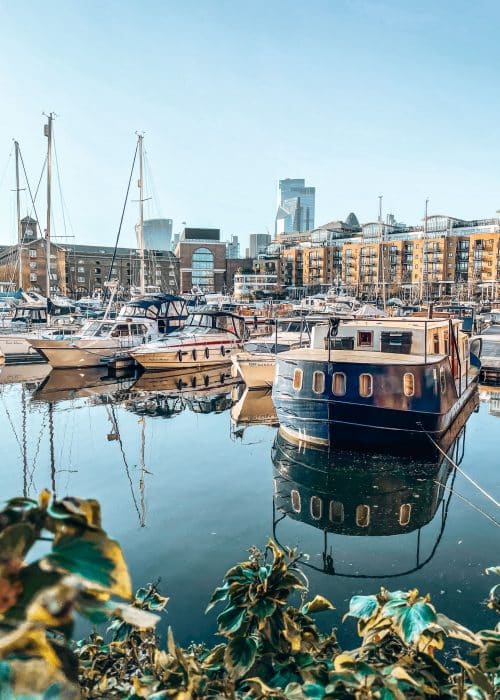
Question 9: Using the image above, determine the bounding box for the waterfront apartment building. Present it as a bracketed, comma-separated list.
[0, 233, 179, 297]
[275, 178, 315, 235]
[265, 214, 500, 299]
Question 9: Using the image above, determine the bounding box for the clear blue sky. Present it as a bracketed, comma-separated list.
[0, 0, 499, 251]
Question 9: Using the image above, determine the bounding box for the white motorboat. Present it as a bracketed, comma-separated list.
[130, 310, 248, 371]
[27, 294, 188, 368]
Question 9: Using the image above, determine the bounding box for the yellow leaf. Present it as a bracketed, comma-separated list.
[38, 490, 51, 510]
[0, 624, 61, 670]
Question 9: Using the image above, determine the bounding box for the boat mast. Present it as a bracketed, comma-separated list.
[14, 140, 22, 289]
[137, 132, 145, 295]
[44, 113, 54, 300]
[378, 195, 386, 310]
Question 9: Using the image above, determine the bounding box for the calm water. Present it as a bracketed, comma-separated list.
[0, 363, 498, 648]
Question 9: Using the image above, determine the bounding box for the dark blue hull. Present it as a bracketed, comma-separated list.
[272, 355, 479, 453]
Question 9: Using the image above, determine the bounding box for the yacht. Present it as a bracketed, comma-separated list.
[130, 310, 247, 371]
[231, 318, 313, 389]
[272, 317, 481, 450]
[27, 293, 188, 368]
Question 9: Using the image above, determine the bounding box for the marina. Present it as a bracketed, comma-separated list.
[0, 362, 497, 649]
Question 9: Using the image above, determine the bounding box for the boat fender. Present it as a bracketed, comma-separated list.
[205, 347, 210, 359]
[192, 348, 197, 361]
[177, 349, 183, 362]
[221, 345, 226, 356]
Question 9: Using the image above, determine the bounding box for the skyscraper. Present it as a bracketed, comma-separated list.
[226, 235, 240, 259]
[249, 233, 271, 258]
[275, 178, 315, 235]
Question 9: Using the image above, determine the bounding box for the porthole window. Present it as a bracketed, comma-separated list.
[293, 368, 303, 391]
[399, 503, 412, 526]
[329, 500, 344, 524]
[359, 373, 373, 398]
[439, 366, 446, 393]
[312, 371, 325, 394]
[220, 345, 226, 356]
[291, 489, 301, 513]
[205, 347, 210, 359]
[356, 504, 370, 528]
[192, 348, 197, 361]
[310, 496, 322, 520]
[403, 372, 415, 397]
[332, 372, 346, 396]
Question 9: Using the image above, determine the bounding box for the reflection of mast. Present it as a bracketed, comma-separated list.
[21, 385, 28, 497]
[106, 404, 145, 526]
[48, 402, 56, 495]
[139, 417, 146, 528]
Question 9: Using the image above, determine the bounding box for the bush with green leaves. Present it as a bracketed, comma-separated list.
[0, 493, 498, 698]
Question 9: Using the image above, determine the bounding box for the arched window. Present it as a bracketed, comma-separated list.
[192, 247, 214, 291]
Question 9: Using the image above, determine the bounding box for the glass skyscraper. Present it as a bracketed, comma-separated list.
[275, 178, 315, 234]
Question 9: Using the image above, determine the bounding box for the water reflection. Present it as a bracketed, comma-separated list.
[272, 393, 478, 578]
[230, 387, 278, 437]
[479, 385, 500, 418]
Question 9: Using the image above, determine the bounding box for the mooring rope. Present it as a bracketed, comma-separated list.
[420, 425, 499, 509]
[434, 480, 500, 528]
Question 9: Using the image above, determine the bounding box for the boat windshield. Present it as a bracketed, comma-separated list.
[84, 322, 115, 337]
[482, 340, 500, 356]
[186, 313, 243, 337]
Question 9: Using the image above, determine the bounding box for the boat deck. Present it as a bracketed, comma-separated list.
[279, 348, 446, 365]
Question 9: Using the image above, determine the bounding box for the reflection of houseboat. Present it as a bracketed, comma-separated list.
[271, 395, 474, 577]
[130, 311, 247, 371]
[132, 366, 239, 394]
[273, 318, 480, 450]
[28, 294, 188, 368]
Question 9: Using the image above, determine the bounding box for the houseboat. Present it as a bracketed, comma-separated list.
[473, 329, 500, 385]
[27, 294, 188, 368]
[130, 310, 248, 371]
[272, 317, 481, 451]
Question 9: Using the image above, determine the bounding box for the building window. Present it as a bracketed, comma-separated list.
[312, 370, 325, 394]
[310, 496, 322, 520]
[293, 368, 303, 391]
[329, 500, 344, 524]
[290, 490, 301, 513]
[403, 372, 415, 397]
[332, 372, 346, 396]
[356, 504, 370, 528]
[29, 249, 37, 258]
[78, 276, 85, 283]
[359, 373, 373, 397]
[78, 267, 85, 273]
[29, 273, 37, 282]
[357, 331, 373, 347]
[29, 262, 37, 270]
[191, 247, 214, 290]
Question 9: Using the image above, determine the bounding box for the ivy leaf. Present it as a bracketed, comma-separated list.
[217, 605, 246, 634]
[455, 659, 495, 697]
[0, 523, 37, 562]
[250, 598, 276, 621]
[43, 530, 131, 599]
[304, 682, 326, 699]
[344, 594, 379, 621]
[399, 602, 436, 644]
[302, 595, 334, 615]
[224, 636, 257, 678]
[205, 583, 229, 613]
[436, 613, 480, 646]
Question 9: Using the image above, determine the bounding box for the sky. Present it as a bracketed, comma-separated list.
[0, 0, 500, 252]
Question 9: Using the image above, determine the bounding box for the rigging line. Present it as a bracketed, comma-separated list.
[21, 385, 28, 497]
[48, 403, 56, 496]
[104, 140, 139, 301]
[422, 427, 499, 508]
[143, 148, 161, 218]
[434, 479, 500, 528]
[52, 131, 72, 238]
[0, 148, 13, 194]
[19, 148, 43, 236]
[28, 413, 48, 493]
[1, 397, 23, 454]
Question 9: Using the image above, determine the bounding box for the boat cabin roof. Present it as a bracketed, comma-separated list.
[280, 348, 445, 365]
[339, 318, 459, 331]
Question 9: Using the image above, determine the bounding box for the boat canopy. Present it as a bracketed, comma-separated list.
[186, 310, 248, 339]
[118, 294, 187, 320]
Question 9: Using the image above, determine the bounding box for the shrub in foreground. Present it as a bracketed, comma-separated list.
[0, 493, 497, 698]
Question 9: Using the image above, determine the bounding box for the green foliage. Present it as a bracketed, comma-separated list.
[1, 493, 499, 698]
